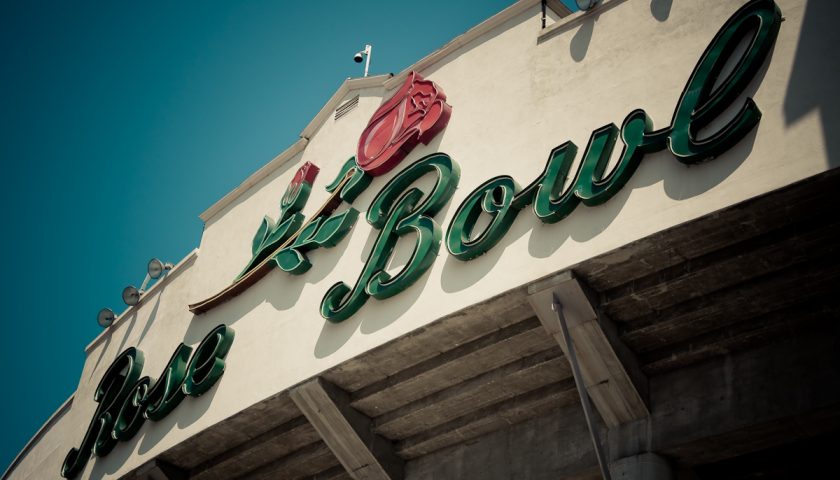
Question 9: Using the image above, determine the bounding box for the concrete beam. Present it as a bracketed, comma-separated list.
[231, 442, 338, 480]
[609, 323, 840, 465]
[189, 415, 314, 480]
[610, 453, 674, 480]
[528, 272, 649, 427]
[404, 399, 602, 479]
[291, 377, 404, 480]
[134, 459, 188, 480]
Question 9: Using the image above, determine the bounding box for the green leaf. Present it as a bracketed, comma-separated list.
[293, 218, 322, 248]
[264, 213, 304, 250]
[251, 216, 274, 256]
[312, 209, 359, 247]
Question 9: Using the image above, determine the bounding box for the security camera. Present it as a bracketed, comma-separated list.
[353, 44, 372, 77]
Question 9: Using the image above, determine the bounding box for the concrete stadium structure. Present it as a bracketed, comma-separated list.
[5, 0, 840, 478]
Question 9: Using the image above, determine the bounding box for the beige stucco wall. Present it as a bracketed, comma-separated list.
[8, 0, 835, 478]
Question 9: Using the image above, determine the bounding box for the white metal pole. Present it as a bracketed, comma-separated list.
[364, 44, 372, 77]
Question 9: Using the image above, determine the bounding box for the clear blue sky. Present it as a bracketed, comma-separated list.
[0, 0, 577, 472]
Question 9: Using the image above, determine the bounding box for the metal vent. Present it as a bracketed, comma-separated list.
[335, 95, 359, 120]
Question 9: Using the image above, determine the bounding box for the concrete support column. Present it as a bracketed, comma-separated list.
[610, 453, 674, 480]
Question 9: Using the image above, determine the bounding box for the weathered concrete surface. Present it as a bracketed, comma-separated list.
[609, 323, 840, 466]
[373, 348, 568, 439]
[395, 379, 579, 460]
[157, 391, 305, 470]
[404, 400, 602, 480]
[403, 321, 840, 479]
[349, 317, 555, 417]
[528, 272, 649, 427]
[130, 460, 187, 480]
[610, 453, 674, 480]
[323, 289, 535, 394]
[189, 416, 320, 480]
[291, 378, 404, 480]
[131, 169, 840, 480]
[103, 167, 840, 480]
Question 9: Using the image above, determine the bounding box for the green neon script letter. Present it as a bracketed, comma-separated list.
[321, 154, 460, 322]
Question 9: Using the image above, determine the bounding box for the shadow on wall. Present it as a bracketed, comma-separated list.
[312, 145, 455, 358]
[784, 0, 840, 168]
[440, 202, 536, 293]
[313, 126, 758, 356]
[438, 53, 766, 292]
[183, 0, 795, 362]
[87, 288, 165, 382]
[562, 0, 672, 62]
[183, 133, 455, 359]
[570, 16, 595, 63]
[89, 430, 136, 480]
[650, 0, 672, 22]
[87, 327, 115, 381]
[312, 12, 777, 355]
[136, 374, 219, 456]
[135, 291, 164, 349]
[312, 258, 434, 359]
[86, 300, 220, 478]
[85, 361, 220, 478]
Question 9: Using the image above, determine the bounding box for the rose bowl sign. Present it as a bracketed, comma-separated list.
[356, 72, 452, 176]
[65, 1, 784, 477]
[187, 0, 781, 325]
[188, 71, 453, 315]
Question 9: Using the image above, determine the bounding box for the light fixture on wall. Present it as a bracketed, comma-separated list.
[122, 285, 141, 306]
[576, 0, 601, 11]
[353, 44, 372, 77]
[97, 308, 116, 328]
[147, 258, 173, 280]
[120, 258, 173, 307]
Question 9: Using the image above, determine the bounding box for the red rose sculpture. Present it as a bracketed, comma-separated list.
[356, 71, 452, 176]
[281, 161, 319, 214]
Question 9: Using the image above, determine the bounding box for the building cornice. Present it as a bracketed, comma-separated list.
[1, 395, 74, 480]
[384, 0, 555, 90]
[84, 249, 199, 354]
[197, 0, 569, 224]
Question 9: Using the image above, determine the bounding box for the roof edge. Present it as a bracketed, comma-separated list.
[1, 394, 74, 480]
[299, 74, 394, 140]
[84, 248, 199, 353]
[384, 0, 545, 90]
[199, 74, 392, 224]
[198, 0, 550, 224]
[199, 138, 308, 222]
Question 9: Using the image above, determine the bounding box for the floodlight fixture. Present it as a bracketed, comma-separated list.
[353, 44, 372, 77]
[122, 285, 141, 306]
[147, 258, 173, 280]
[576, 0, 600, 11]
[97, 308, 116, 328]
[119, 257, 173, 308]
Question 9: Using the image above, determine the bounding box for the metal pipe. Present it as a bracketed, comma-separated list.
[364, 44, 372, 77]
[552, 294, 612, 480]
[541, 0, 547, 29]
